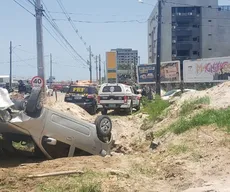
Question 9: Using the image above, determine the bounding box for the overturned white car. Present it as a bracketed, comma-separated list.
[0, 87, 113, 159]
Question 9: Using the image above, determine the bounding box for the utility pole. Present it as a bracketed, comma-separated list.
[156, 0, 162, 96]
[99, 54, 102, 84]
[49, 53, 52, 88]
[104, 61, 106, 83]
[9, 41, 12, 89]
[89, 46, 92, 83]
[95, 56, 98, 83]
[35, 0, 46, 93]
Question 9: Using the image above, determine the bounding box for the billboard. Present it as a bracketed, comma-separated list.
[137, 61, 180, 84]
[106, 51, 117, 83]
[183, 57, 230, 83]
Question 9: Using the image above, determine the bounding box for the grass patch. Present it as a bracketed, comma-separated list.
[170, 108, 230, 135]
[37, 171, 103, 192]
[180, 96, 210, 116]
[142, 96, 170, 122]
[131, 163, 156, 176]
[168, 144, 189, 155]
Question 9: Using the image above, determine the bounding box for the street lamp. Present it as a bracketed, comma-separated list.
[9, 41, 21, 89]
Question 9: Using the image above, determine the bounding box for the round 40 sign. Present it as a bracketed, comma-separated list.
[31, 76, 44, 88]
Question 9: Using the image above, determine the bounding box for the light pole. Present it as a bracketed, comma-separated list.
[9, 41, 21, 89]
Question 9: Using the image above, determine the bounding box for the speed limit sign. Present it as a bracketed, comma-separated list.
[31, 76, 44, 88]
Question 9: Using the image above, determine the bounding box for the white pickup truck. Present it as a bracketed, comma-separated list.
[97, 83, 141, 115]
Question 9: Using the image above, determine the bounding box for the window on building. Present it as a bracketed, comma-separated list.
[193, 51, 198, 55]
[177, 50, 190, 56]
[208, 6, 212, 8]
[192, 24, 200, 28]
[177, 36, 190, 41]
[208, 20, 212, 22]
[193, 37, 199, 42]
[208, 34, 212, 36]
[209, 48, 212, 50]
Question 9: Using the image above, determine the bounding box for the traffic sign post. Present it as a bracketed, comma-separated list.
[31, 76, 44, 88]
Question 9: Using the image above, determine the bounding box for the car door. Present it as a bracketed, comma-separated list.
[39, 109, 95, 159]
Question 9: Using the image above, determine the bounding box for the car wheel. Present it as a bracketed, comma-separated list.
[135, 102, 141, 111]
[95, 115, 112, 137]
[26, 87, 42, 115]
[89, 105, 97, 115]
[127, 103, 133, 115]
[101, 108, 108, 115]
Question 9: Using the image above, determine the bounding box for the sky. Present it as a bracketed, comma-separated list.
[0, 0, 229, 81]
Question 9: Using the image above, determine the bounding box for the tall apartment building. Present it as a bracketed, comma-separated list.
[110, 48, 138, 83]
[148, 0, 230, 63]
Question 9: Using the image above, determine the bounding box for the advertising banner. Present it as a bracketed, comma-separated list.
[183, 57, 230, 83]
[137, 60, 180, 84]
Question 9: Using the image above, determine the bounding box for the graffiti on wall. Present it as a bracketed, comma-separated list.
[197, 61, 230, 74]
[183, 57, 230, 82]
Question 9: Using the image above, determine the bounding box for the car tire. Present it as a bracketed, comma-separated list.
[89, 104, 97, 115]
[26, 87, 42, 115]
[95, 115, 112, 137]
[127, 103, 133, 115]
[101, 108, 108, 115]
[135, 102, 141, 111]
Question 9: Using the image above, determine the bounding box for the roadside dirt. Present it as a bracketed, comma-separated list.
[1, 84, 230, 192]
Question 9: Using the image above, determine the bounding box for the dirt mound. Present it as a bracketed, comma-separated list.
[178, 81, 230, 109]
[45, 96, 94, 122]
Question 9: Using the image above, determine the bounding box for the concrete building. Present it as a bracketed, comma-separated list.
[110, 48, 138, 83]
[148, 0, 230, 63]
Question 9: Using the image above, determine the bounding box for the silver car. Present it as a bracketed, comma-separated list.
[0, 88, 113, 159]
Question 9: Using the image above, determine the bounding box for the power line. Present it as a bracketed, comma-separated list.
[0, 57, 37, 64]
[55, 0, 89, 52]
[42, 23, 83, 63]
[53, 18, 148, 24]
[13, 52, 35, 68]
[48, 11, 147, 18]
[12, 0, 35, 16]
[44, 15, 88, 66]
[41, 1, 88, 66]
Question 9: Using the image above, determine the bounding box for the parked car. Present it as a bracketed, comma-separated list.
[60, 85, 70, 93]
[0, 87, 113, 159]
[97, 83, 141, 115]
[162, 89, 196, 101]
[64, 85, 98, 115]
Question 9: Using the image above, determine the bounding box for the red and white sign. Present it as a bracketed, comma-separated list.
[31, 76, 44, 88]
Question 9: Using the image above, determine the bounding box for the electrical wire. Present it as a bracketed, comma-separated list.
[55, 0, 89, 52]
[48, 11, 147, 18]
[13, 52, 35, 68]
[0, 57, 37, 64]
[12, 0, 35, 16]
[44, 15, 88, 66]
[53, 18, 148, 24]
[41, 1, 88, 66]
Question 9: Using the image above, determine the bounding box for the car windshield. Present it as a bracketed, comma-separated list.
[102, 86, 122, 92]
[164, 90, 177, 96]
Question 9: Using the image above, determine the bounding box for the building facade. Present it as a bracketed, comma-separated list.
[148, 0, 230, 63]
[107, 48, 138, 83]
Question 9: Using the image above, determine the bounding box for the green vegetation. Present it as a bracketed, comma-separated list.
[168, 144, 189, 155]
[170, 108, 230, 134]
[37, 171, 102, 192]
[142, 96, 170, 122]
[153, 96, 230, 137]
[180, 96, 210, 116]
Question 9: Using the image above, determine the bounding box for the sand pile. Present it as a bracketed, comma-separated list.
[178, 81, 230, 109]
[45, 96, 94, 122]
